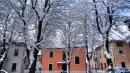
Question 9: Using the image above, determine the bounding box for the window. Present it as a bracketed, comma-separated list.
[24, 57, 27, 64]
[129, 42, 130, 47]
[14, 49, 19, 56]
[116, 41, 123, 47]
[75, 56, 80, 64]
[119, 49, 123, 54]
[62, 51, 66, 61]
[48, 64, 52, 71]
[11, 63, 17, 71]
[100, 53, 101, 58]
[49, 52, 53, 58]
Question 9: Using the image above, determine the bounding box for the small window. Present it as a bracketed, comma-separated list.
[14, 49, 19, 56]
[48, 64, 52, 71]
[116, 41, 123, 47]
[100, 53, 102, 58]
[62, 51, 66, 61]
[49, 52, 53, 58]
[129, 42, 130, 47]
[119, 49, 123, 54]
[75, 56, 80, 64]
[24, 57, 27, 64]
[11, 63, 17, 71]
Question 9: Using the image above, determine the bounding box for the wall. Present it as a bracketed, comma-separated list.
[3, 43, 26, 73]
[70, 48, 86, 71]
[42, 49, 63, 71]
[96, 40, 130, 70]
[111, 41, 130, 69]
[41, 48, 87, 72]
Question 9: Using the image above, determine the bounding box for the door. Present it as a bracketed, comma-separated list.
[121, 62, 126, 68]
[101, 63, 103, 70]
[62, 64, 67, 72]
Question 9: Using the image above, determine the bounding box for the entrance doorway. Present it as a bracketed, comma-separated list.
[121, 62, 126, 68]
[100, 63, 103, 70]
[62, 64, 67, 72]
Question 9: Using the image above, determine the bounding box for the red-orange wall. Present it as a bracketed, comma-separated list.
[70, 48, 86, 71]
[42, 49, 63, 71]
[41, 48, 87, 71]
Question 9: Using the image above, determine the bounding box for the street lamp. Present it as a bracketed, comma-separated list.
[124, 19, 130, 30]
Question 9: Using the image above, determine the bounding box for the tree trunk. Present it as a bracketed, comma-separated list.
[95, 64, 97, 73]
[67, 22, 71, 73]
[67, 63, 70, 73]
[0, 50, 7, 70]
[89, 62, 91, 73]
[66, 51, 70, 73]
[0, 31, 6, 70]
[85, 59, 87, 73]
[104, 33, 114, 73]
[85, 41, 92, 73]
[0, 52, 4, 70]
[29, 48, 39, 73]
[88, 60, 92, 73]
[0, 61, 4, 70]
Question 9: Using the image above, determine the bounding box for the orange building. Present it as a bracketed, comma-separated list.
[41, 48, 87, 73]
[92, 40, 130, 70]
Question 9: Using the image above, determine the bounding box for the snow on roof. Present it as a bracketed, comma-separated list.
[126, 36, 130, 42]
[110, 25, 129, 41]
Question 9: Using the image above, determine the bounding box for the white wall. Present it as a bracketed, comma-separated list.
[3, 43, 26, 73]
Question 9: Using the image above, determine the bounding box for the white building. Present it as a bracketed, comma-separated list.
[1, 42, 29, 73]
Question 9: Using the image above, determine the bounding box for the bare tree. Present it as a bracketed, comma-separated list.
[0, 8, 20, 72]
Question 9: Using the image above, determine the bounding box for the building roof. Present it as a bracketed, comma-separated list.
[95, 39, 127, 50]
[42, 47, 85, 50]
[0, 41, 26, 47]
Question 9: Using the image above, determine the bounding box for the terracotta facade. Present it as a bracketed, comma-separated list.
[92, 40, 130, 70]
[41, 48, 87, 72]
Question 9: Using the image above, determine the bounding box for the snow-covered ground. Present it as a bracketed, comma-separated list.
[91, 70, 108, 73]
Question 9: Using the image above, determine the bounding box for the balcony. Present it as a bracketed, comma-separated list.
[57, 61, 67, 64]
